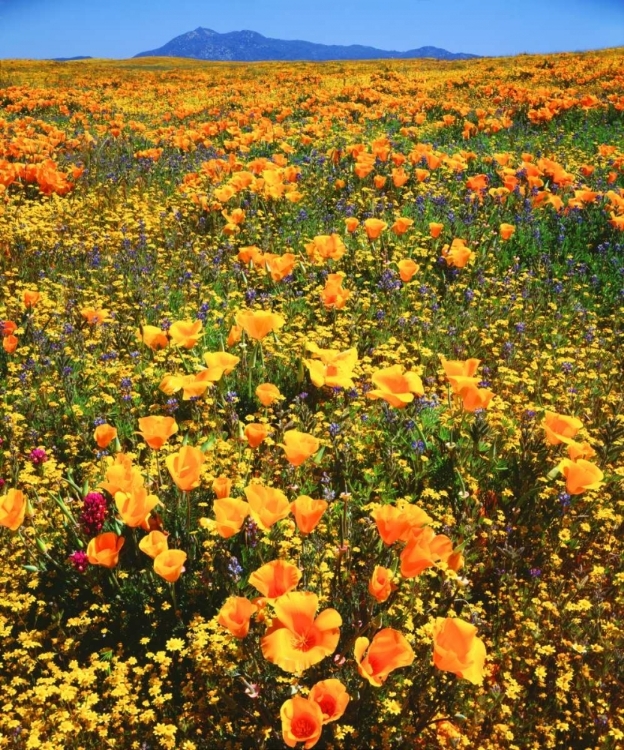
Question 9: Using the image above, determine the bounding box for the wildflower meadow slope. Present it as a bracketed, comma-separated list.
[0, 49, 623, 749]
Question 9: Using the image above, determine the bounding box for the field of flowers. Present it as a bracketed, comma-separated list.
[0, 47, 623, 749]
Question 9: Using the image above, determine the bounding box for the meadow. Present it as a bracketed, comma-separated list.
[0, 48, 623, 749]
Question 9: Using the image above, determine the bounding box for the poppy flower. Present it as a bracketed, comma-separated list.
[354, 628, 415, 687]
[280, 695, 324, 749]
[397, 259, 419, 282]
[0, 488, 27, 531]
[320, 273, 350, 310]
[227, 325, 242, 347]
[23, 290, 41, 308]
[212, 475, 233, 499]
[308, 679, 350, 724]
[391, 217, 414, 235]
[153, 549, 187, 583]
[81, 307, 110, 326]
[543, 411, 583, 445]
[244, 483, 290, 530]
[244, 422, 271, 448]
[374, 175, 387, 189]
[565, 440, 596, 461]
[499, 223, 516, 240]
[256, 382, 282, 406]
[235, 310, 285, 341]
[372, 503, 432, 545]
[345, 217, 359, 233]
[440, 356, 481, 378]
[448, 379, 494, 412]
[218, 596, 258, 638]
[280, 430, 320, 467]
[2, 335, 17, 353]
[261, 591, 342, 672]
[168, 320, 203, 349]
[367, 365, 424, 408]
[138, 416, 178, 450]
[290, 495, 328, 535]
[100, 453, 143, 497]
[139, 530, 169, 559]
[265, 252, 296, 281]
[249, 559, 302, 599]
[213, 497, 249, 538]
[432, 617, 486, 685]
[305, 234, 346, 264]
[139, 325, 168, 350]
[303, 347, 357, 390]
[0, 320, 17, 337]
[203, 351, 240, 377]
[558, 458, 604, 495]
[363, 218, 387, 240]
[165, 446, 205, 491]
[429, 222, 444, 238]
[368, 565, 396, 603]
[400, 526, 455, 578]
[442, 238, 474, 269]
[94, 424, 117, 449]
[86, 532, 125, 569]
[115, 486, 160, 529]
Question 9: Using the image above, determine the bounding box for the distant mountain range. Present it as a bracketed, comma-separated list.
[52, 56, 93, 62]
[134, 28, 477, 62]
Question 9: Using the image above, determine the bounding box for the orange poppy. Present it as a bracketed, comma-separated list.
[244, 483, 290, 530]
[371, 503, 431, 545]
[367, 365, 424, 408]
[368, 565, 396, 603]
[447, 378, 494, 412]
[23, 290, 41, 308]
[0, 320, 17, 337]
[139, 325, 168, 351]
[249, 559, 302, 599]
[203, 351, 240, 379]
[165, 446, 205, 491]
[218, 596, 258, 638]
[320, 273, 351, 310]
[86, 532, 125, 569]
[308, 679, 350, 724]
[305, 234, 346, 264]
[374, 175, 387, 189]
[280, 695, 324, 749]
[212, 475, 233, 499]
[397, 259, 419, 282]
[345, 217, 359, 233]
[303, 346, 357, 390]
[391, 217, 414, 235]
[543, 411, 583, 445]
[432, 617, 486, 685]
[138, 530, 169, 559]
[256, 382, 282, 406]
[261, 591, 342, 672]
[440, 356, 481, 378]
[227, 324, 242, 347]
[363, 218, 388, 240]
[235, 310, 285, 341]
[81, 307, 110, 326]
[558, 458, 604, 495]
[565, 440, 596, 461]
[0, 488, 27, 531]
[400, 526, 456, 578]
[137, 416, 178, 450]
[94, 424, 117, 449]
[354, 628, 415, 687]
[499, 223, 516, 240]
[265, 252, 296, 281]
[429, 222, 444, 238]
[100, 453, 143, 497]
[442, 238, 474, 269]
[244, 422, 271, 448]
[168, 320, 203, 349]
[2, 335, 17, 354]
[290, 495, 328, 535]
[153, 549, 187, 583]
[115, 486, 160, 529]
[280, 430, 320, 467]
[213, 497, 250, 538]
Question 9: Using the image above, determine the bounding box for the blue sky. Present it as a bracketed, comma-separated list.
[0, 0, 622, 59]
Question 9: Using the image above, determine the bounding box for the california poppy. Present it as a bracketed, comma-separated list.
[213, 497, 250, 538]
[280, 695, 324, 749]
[280, 430, 320, 467]
[2, 335, 17, 354]
[499, 223, 516, 240]
[305, 234, 346, 264]
[309, 679, 350, 723]
[100, 453, 143, 497]
[139, 325, 168, 351]
[23, 290, 41, 308]
[354, 628, 415, 687]
[391, 217, 414, 235]
[218, 596, 258, 638]
[244, 422, 271, 448]
[345, 217, 359, 233]
[138, 416, 178, 450]
[320, 273, 351, 310]
[429, 222, 444, 238]
[212, 475, 233, 499]
[368, 565, 396, 603]
[261, 591, 342, 672]
[367, 365, 424, 408]
[165, 446, 205, 491]
[432, 617, 486, 685]
[153, 549, 187, 583]
[440, 356, 481, 378]
[94, 423, 117, 449]
[86, 532, 124, 568]
[0, 488, 27, 531]
[81, 307, 110, 326]
[235, 310, 285, 341]
[244, 483, 290, 530]
[249, 559, 302, 599]
[558, 458, 604, 495]
[442, 238, 474, 269]
[203, 351, 240, 377]
[400, 526, 456, 578]
[363, 218, 387, 240]
[256, 382, 282, 406]
[397, 259, 419, 282]
[139, 529, 169, 559]
[115, 486, 160, 529]
[543, 411, 583, 445]
[290, 495, 328, 535]
[168, 320, 203, 349]
[371, 503, 431, 545]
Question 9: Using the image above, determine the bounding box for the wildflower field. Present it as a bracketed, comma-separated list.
[0, 48, 623, 750]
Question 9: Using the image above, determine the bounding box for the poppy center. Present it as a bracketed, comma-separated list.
[292, 628, 319, 652]
[292, 716, 316, 738]
[318, 696, 336, 717]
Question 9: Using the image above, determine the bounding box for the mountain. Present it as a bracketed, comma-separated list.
[52, 56, 93, 62]
[134, 28, 477, 62]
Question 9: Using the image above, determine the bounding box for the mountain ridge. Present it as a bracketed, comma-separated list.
[134, 27, 478, 61]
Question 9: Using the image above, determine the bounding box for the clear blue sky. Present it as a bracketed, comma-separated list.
[0, 0, 622, 59]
